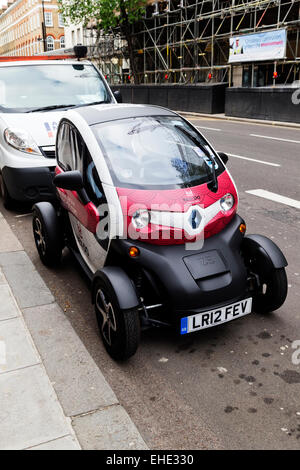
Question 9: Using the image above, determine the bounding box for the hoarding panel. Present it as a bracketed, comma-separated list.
[229, 29, 287, 63]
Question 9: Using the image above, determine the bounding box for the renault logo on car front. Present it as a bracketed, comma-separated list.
[189, 208, 202, 230]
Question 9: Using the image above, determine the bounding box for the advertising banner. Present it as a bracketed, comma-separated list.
[229, 29, 287, 63]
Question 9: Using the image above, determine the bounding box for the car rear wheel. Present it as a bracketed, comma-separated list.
[94, 278, 140, 360]
[32, 206, 63, 267]
[254, 267, 288, 313]
[0, 173, 14, 209]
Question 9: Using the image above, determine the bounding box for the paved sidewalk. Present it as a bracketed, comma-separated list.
[0, 210, 147, 450]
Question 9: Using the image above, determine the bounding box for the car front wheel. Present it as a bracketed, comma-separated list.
[32, 206, 63, 267]
[254, 267, 288, 313]
[94, 279, 140, 360]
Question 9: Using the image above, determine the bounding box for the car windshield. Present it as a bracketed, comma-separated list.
[92, 116, 223, 190]
[0, 63, 111, 113]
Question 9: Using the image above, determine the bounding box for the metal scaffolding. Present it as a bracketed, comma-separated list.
[87, 0, 300, 85]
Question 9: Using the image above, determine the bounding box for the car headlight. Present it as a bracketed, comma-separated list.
[220, 193, 235, 212]
[132, 209, 150, 229]
[4, 128, 42, 156]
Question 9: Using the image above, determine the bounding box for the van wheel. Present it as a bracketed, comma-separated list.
[0, 173, 14, 209]
[32, 205, 63, 267]
[254, 267, 288, 313]
[94, 278, 140, 360]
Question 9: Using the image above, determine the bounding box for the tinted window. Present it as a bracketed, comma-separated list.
[84, 148, 106, 206]
[57, 123, 85, 172]
[72, 129, 84, 174]
[92, 116, 224, 190]
[57, 123, 73, 171]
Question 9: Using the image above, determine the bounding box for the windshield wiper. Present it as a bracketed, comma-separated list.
[174, 125, 218, 192]
[205, 156, 218, 193]
[27, 100, 111, 113]
[27, 104, 76, 113]
[72, 100, 111, 109]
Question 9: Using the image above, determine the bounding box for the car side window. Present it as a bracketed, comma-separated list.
[83, 146, 106, 207]
[57, 122, 73, 171]
[71, 128, 84, 174]
[57, 122, 84, 172]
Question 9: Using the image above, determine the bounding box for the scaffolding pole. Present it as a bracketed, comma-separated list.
[91, 0, 300, 85]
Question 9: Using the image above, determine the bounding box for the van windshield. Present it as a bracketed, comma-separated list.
[0, 63, 111, 113]
[92, 116, 224, 190]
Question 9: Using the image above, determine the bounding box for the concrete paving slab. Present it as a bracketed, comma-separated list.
[27, 435, 81, 450]
[0, 251, 54, 308]
[0, 364, 73, 450]
[0, 268, 6, 284]
[0, 285, 20, 321]
[72, 405, 148, 450]
[23, 302, 118, 416]
[0, 251, 30, 266]
[0, 317, 40, 375]
[0, 218, 22, 253]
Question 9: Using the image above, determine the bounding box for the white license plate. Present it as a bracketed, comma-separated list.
[180, 297, 252, 335]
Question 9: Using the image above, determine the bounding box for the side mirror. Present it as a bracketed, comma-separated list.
[53, 170, 83, 191]
[113, 90, 122, 103]
[54, 170, 90, 205]
[218, 152, 229, 165]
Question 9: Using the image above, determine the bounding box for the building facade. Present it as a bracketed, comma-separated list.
[0, 0, 65, 56]
[64, 21, 85, 49]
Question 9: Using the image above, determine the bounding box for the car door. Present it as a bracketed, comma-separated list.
[56, 122, 108, 274]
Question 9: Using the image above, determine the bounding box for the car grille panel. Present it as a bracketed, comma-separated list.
[41, 146, 56, 159]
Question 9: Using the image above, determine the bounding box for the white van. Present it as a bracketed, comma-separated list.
[0, 57, 117, 208]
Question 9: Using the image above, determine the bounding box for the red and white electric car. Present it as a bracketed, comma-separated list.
[32, 104, 288, 360]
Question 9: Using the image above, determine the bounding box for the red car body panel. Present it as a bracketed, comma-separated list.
[55, 166, 99, 234]
[117, 170, 238, 245]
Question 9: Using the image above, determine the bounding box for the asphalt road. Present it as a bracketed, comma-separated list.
[1, 117, 300, 450]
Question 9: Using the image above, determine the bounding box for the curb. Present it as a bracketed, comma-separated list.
[177, 111, 300, 129]
[0, 210, 148, 450]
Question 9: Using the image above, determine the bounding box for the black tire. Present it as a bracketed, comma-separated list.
[254, 267, 288, 314]
[0, 173, 14, 210]
[94, 278, 140, 360]
[32, 205, 63, 267]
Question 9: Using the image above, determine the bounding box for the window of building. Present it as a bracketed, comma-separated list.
[44, 12, 53, 27]
[46, 35, 54, 51]
[58, 14, 64, 28]
[60, 36, 65, 48]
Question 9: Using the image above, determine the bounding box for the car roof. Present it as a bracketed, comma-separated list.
[72, 103, 177, 126]
[0, 60, 91, 68]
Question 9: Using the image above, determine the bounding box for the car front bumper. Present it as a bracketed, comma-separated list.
[2, 165, 56, 203]
[114, 215, 252, 325]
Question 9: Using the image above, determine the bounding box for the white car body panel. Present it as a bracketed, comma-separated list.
[0, 112, 61, 146]
[69, 213, 107, 274]
[0, 111, 62, 170]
